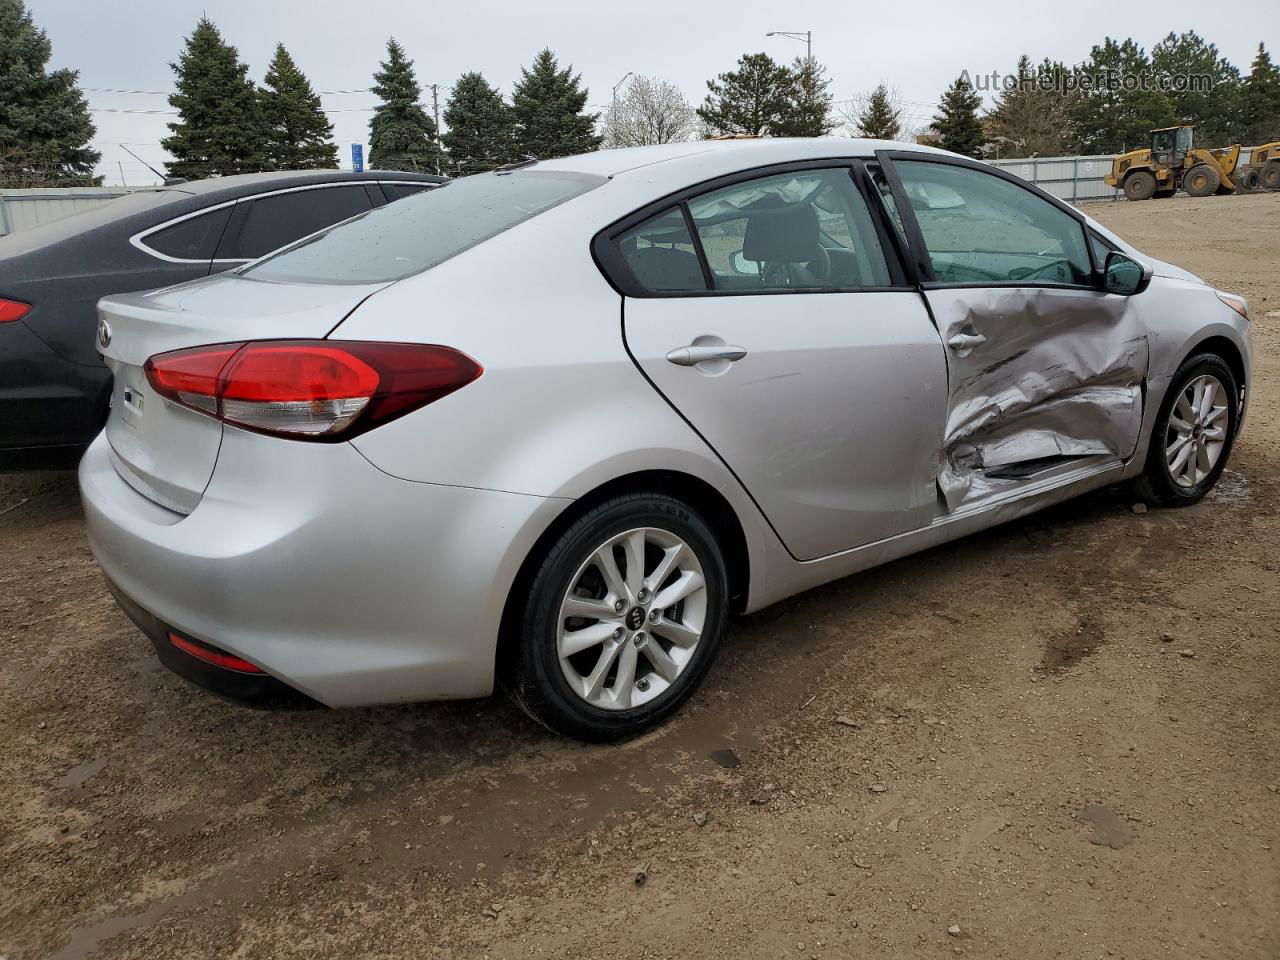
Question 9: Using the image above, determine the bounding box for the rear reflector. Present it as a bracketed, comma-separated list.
[167, 632, 265, 674]
[144, 340, 482, 440]
[0, 298, 31, 323]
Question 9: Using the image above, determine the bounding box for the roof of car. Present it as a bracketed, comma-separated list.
[151, 169, 446, 200]
[535, 138, 950, 179]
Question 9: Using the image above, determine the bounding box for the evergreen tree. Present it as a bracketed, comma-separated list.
[697, 52, 792, 137]
[853, 84, 903, 140]
[932, 74, 985, 158]
[774, 57, 834, 137]
[259, 43, 337, 170]
[1070, 38, 1175, 153]
[368, 39, 443, 172]
[984, 55, 1075, 157]
[1151, 31, 1240, 144]
[442, 72, 515, 174]
[0, 0, 99, 186]
[162, 18, 266, 180]
[1241, 42, 1280, 145]
[511, 49, 601, 159]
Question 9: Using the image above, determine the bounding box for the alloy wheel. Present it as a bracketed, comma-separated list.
[1165, 373, 1229, 487]
[556, 527, 707, 711]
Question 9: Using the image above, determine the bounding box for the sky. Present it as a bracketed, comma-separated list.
[28, 0, 1278, 185]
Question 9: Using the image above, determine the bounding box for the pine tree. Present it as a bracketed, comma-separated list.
[854, 84, 903, 140]
[774, 57, 834, 137]
[1069, 38, 1175, 153]
[1151, 31, 1241, 144]
[697, 53, 792, 137]
[162, 18, 266, 180]
[259, 44, 337, 170]
[984, 55, 1074, 158]
[442, 72, 515, 174]
[368, 39, 443, 172]
[0, 0, 99, 186]
[1241, 43, 1280, 145]
[511, 49, 601, 159]
[933, 74, 985, 158]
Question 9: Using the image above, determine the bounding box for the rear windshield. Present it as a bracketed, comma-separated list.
[241, 170, 605, 284]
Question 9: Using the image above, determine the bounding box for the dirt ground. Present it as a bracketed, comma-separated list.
[2, 192, 1278, 960]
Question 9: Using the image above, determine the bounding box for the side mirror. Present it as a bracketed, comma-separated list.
[1103, 251, 1150, 296]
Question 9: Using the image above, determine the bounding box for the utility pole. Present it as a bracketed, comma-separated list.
[429, 83, 442, 176]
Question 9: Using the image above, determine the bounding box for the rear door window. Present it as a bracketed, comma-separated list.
[217, 185, 373, 260]
[616, 207, 707, 292]
[686, 167, 892, 291]
[140, 206, 233, 261]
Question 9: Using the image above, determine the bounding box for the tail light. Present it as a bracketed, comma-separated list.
[0, 298, 31, 323]
[144, 340, 482, 440]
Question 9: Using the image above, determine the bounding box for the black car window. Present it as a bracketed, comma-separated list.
[893, 160, 1092, 287]
[686, 167, 892, 291]
[140, 206, 233, 260]
[219, 185, 373, 260]
[616, 207, 707, 292]
[243, 171, 604, 285]
[381, 182, 435, 201]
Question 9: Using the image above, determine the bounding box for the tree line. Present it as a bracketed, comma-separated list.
[929, 34, 1280, 159]
[2, 0, 1278, 187]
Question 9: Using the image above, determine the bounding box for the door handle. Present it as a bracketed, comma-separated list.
[665, 344, 748, 366]
[946, 332, 987, 353]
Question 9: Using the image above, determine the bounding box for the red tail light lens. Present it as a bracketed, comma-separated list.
[144, 340, 482, 440]
[168, 632, 264, 674]
[0, 298, 32, 323]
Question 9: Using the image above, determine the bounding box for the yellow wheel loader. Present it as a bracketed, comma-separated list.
[1105, 125, 1242, 200]
[1242, 140, 1280, 191]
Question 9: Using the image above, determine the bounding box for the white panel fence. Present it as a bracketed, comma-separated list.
[0, 187, 133, 237]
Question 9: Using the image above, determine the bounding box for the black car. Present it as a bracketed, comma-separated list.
[0, 170, 444, 469]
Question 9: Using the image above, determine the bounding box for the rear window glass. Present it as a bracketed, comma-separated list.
[141, 206, 232, 260]
[242, 171, 604, 284]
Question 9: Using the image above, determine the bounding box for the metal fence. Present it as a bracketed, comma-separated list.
[989, 154, 1121, 203]
[0, 187, 132, 237]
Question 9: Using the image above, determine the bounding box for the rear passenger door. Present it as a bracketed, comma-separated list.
[212, 184, 375, 265]
[605, 162, 947, 561]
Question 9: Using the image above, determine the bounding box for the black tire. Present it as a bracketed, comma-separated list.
[1236, 168, 1261, 192]
[1183, 163, 1221, 198]
[1123, 170, 1156, 201]
[503, 492, 729, 742]
[1263, 161, 1280, 191]
[1128, 353, 1239, 507]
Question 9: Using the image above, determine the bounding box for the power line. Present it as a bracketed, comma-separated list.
[82, 85, 374, 96]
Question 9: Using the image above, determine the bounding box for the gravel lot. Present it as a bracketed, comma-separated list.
[2, 191, 1278, 960]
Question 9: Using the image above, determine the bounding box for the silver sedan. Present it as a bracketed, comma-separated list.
[81, 139, 1251, 740]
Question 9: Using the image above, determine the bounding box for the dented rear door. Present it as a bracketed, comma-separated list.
[881, 154, 1149, 511]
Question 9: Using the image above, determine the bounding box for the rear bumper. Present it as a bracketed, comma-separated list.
[80, 429, 569, 706]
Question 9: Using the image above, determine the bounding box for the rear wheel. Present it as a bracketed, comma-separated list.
[1183, 164, 1221, 197]
[1128, 353, 1238, 507]
[1123, 170, 1156, 201]
[504, 492, 728, 742]
[1263, 161, 1280, 191]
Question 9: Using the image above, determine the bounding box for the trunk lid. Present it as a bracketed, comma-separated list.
[99, 273, 387, 514]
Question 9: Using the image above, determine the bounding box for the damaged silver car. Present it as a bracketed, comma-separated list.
[82, 140, 1250, 741]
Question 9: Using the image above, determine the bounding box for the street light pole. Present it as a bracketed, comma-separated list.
[766, 30, 812, 61]
[611, 71, 634, 110]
